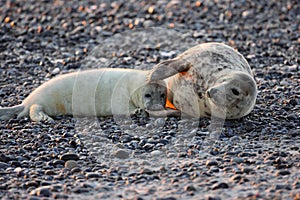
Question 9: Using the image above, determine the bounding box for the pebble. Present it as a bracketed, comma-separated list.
[184, 184, 197, 191]
[140, 168, 153, 175]
[29, 186, 52, 197]
[241, 167, 254, 174]
[65, 160, 78, 169]
[275, 170, 291, 176]
[211, 182, 229, 190]
[154, 118, 166, 127]
[59, 153, 79, 161]
[51, 67, 60, 75]
[85, 172, 101, 179]
[231, 157, 244, 164]
[0, 162, 9, 169]
[150, 150, 163, 157]
[0, 1, 299, 200]
[114, 149, 130, 159]
[206, 160, 219, 167]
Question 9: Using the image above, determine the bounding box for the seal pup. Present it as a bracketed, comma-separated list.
[0, 68, 167, 122]
[148, 42, 257, 119]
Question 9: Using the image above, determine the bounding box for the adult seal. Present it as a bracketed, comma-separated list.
[148, 42, 257, 119]
[0, 68, 167, 122]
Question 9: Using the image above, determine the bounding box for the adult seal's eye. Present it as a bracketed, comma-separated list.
[160, 94, 165, 98]
[231, 88, 240, 96]
[145, 94, 152, 98]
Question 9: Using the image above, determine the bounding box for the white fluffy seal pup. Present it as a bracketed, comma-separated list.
[0, 68, 167, 122]
[148, 42, 257, 119]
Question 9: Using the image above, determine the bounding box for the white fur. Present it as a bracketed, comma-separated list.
[0, 68, 166, 122]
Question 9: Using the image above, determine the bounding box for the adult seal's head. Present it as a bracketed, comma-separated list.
[148, 42, 258, 119]
[206, 71, 257, 119]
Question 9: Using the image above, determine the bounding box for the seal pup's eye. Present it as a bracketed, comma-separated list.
[160, 94, 165, 99]
[231, 88, 240, 96]
[144, 94, 152, 98]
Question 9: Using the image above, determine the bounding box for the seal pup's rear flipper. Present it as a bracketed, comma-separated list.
[0, 104, 25, 120]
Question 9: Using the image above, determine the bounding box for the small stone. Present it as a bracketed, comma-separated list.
[71, 167, 81, 173]
[206, 160, 219, 167]
[30, 186, 52, 197]
[51, 67, 60, 75]
[275, 170, 291, 176]
[59, 153, 79, 161]
[231, 157, 244, 164]
[14, 167, 24, 176]
[185, 184, 197, 191]
[160, 51, 176, 58]
[53, 159, 65, 166]
[275, 184, 291, 190]
[147, 6, 155, 14]
[65, 160, 78, 169]
[25, 181, 39, 189]
[154, 118, 166, 127]
[114, 149, 130, 159]
[140, 168, 153, 175]
[241, 167, 253, 174]
[44, 170, 55, 175]
[230, 175, 243, 182]
[141, 160, 151, 165]
[85, 172, 101, 179]
[150, 150, 163, 157]
[211, 182, 229, 190]
[206, 196, 221, 200]
[0, 161, 9, 169]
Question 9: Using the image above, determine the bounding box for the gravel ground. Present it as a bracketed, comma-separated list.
[0, 0, 299, 199]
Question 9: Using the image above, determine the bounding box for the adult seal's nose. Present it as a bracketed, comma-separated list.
[207, 88, 218, 98]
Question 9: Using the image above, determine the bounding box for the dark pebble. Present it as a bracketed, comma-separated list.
[0, 161, 9, 169]
[85, 172, 101, 179]
[184, 184, 197, 191]
[212, 182, 229, 190]
[59, 153, 79, 161]
[275, 184, 292, 190]
[206, 160, 219, 167]
[275, 170, 291, 176]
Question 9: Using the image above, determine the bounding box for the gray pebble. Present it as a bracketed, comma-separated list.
[65, 160, 78, 169]
[51, 67, 60, 75]
[154, 118, 166, 127]
[29, 186, 52, 197]
[150, 150, 163, 157]
[114, 149, 130, 159]
[0, 161, 9, 169]
[231, 157, 244, 164]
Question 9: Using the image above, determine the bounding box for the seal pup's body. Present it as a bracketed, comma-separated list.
[148, 42, 257, 119]
[0, 68, 167, 122]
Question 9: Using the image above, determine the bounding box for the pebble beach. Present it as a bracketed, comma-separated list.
[0, 0, 299, 199]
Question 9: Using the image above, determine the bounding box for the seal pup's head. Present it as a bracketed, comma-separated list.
[133, 80, 167, 111]
[206, 71, 257, 119]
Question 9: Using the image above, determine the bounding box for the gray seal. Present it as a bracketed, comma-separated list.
[148, 42, 257, 119]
